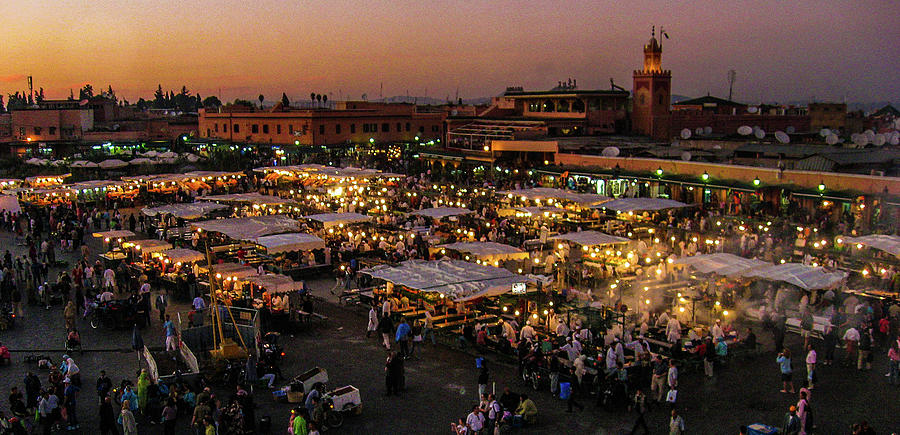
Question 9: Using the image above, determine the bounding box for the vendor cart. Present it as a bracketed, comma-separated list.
[321, 385, 362, 428]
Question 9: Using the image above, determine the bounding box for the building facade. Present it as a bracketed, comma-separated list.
[808, 102, 847, 132]
[198, 101, 445, 145]
[10, 107, 94, 142]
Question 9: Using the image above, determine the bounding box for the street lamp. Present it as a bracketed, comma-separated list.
[701, 172, 709, 181]
[753, 177, 761, 187]
[817, 182, 826, 192]
[655, 167, 663, 177]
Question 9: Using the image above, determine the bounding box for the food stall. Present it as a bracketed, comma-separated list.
[408, 207, 473, 222]
[252, 233, 330, 278]
[200, 193, 298, 215]
[436, 241, 529, 269]
[94, 230, 137, 264]
[301, 212, 372, 229]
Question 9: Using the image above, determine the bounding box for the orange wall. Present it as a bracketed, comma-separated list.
[555, 153, 900, 196]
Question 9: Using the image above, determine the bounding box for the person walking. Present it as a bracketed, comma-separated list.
[668, 408, 685, 435]
[99, 396, 118, 435]
[161, 398, 177, 435]
[857, 327, 873, 371]
[842, 325, 860, 367]
[822, 320, 837, 365]
[629, 388, 650, 434]
[777, 348, 796, 393]
[805, 344, 817, 389]
[366, 305, 378, 338]
[888, 340, 900, 385]
[477, 364, 489, 401]
[63, 378, 79, 430]
[380, 314, 394, 350]
[155, 291, 168, 322]
[395, 318, 411, 358]
[650, 356, 667, 402]
[782, 405, 801, 435]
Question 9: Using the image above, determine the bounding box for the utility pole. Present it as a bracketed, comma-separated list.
[727, 70, 737, 101]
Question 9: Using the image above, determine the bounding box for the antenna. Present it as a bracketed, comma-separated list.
[727, 70, 737, 101]
[379, 82, 383, 100]
[27, 76, 33, 102]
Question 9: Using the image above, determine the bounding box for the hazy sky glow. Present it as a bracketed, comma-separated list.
[1, 0, 897, 104]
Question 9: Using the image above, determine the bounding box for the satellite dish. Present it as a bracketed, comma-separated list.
[890, 134, 900, 145]
[873, 134, 886, 146]
[854, 134, 869, 147]
[819, 128, 831, 137]
[703, 126, 712, 135]
[680, 151, 692, 161]
[864, 129, 876, 141]
[680, 128, 692, 139]
[786, 126, 795, 134]
[748, 106, 758, 114]
[737, 125, 753, 136]
[775, 131, 790, 143]
[601, 146, 620, 157]
[754, 128, 766, 139]
[825, 134, 839, 145]
[713, 144, 722, 149]
[695, 128, 703, 136]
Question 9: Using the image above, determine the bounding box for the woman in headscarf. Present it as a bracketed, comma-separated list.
[120, 399, 138, 435]
[65, 357, 81, 387]
[63, 300, 77, 331]
[136, 369, 150, 412]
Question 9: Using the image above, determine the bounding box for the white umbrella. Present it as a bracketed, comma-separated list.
[99, 159, 128, 169]
[142, 150, 159, 157]
[84, 161, 100, 168]
[25, 158, 46, 165]
[70, 160, 89, 168]
[130, 158, 155, 165]
[158, 151, 177, 158]
[184, 153, 201, 162]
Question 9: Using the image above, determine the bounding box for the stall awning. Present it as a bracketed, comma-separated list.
[408, 207, 473, 220]
[161, 248, 205, 264]
[301, 212, 372, 228]
[593, 197, 692, 212]
[92, 230, 136, 240]
[361, 259, 530, 302]
[142, 202, 229, 220]
[199, 193, 295, 205]
[242, 274, 303, 294]
[122, 239, 173, 253]
[550, 231, 629, 246]
[498, 206, 564, 218]
[200, 262, 258, 279]
[252, 233, 326, 254]
[499, 187, 610, 206]
[439, 241, 529, 262]
[0, 195, 21, 213]
[673, 253, 769, 276]
[844, 235, 900, 258]
[191, 215, 301, 240]
[741, 263, 847, 290]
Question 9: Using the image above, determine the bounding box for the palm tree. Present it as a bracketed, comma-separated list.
[258, 94, 264, 109]
[316, 94, 322, 108]
[322, 94, 328, 106]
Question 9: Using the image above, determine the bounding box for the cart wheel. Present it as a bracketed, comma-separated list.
[326, 411, 343, 428]
[530, 373, 540, 391]
[90, 317, 100, 329]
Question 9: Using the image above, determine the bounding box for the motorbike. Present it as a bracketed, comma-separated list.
[221, 358, 247, 386]
[0, 302, 15, 330]
[259, 332, 284, 364]
[90, 299, 137, 330]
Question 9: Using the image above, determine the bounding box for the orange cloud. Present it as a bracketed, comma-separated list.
[0, 74, 26, 83]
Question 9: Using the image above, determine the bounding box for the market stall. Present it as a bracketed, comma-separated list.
[499, 187, 610, 208]
[0, 195, 21, 213]
[301, 212, 372, 228]
[408, 207, 473, 221]
[192, 215, 301, 240]
[741, 262, 847, 290]
[437, 241, 529, 267]
[594, 197, 692, 213]
[674, 253, 769, 277]
[143, 202, 230, 221]
[844, 234, 900, 258]
[362, 259, 530, 302]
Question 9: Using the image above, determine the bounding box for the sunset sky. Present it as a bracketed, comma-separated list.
[1, 0, 897, 105]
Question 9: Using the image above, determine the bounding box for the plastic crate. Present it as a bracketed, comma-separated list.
[747, 423, 778, 435]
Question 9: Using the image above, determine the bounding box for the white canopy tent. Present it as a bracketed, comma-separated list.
[242, 274, 304, 294]
[550, 231, 629, 246]
[741, 263, 847, 290]
[593, 198, 692, 212]
[498, 206, 564, 218]
[252, 233, 326, 254]
[92, 229, 136, 240]
[439, 241, 530, 262]
[142, 202, 229, 220]
[500, 187, 610, 206]
[199, 192, 295, 205]
[191, 215, 301, 240]
[98, 159, 129, 169]
[199, 262, 258, 279]
[160, 248, 205, 264]
[673, 253, 769, 277]
[301, 212, 372, 228]
[0, 195, 21, 213]
[122, 239, 173, 253]
[844, 235, 900, 258]
[408, 207, 473, 220]
[362, 259, 530, 302]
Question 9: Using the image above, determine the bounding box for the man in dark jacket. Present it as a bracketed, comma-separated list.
[99, 395, 118, 435]
[96, 371, 112, 405]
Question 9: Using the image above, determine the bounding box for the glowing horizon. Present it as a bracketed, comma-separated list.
[1, 0, 897, 105]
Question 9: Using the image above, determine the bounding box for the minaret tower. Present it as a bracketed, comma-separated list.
[632, 26, 672, 139]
